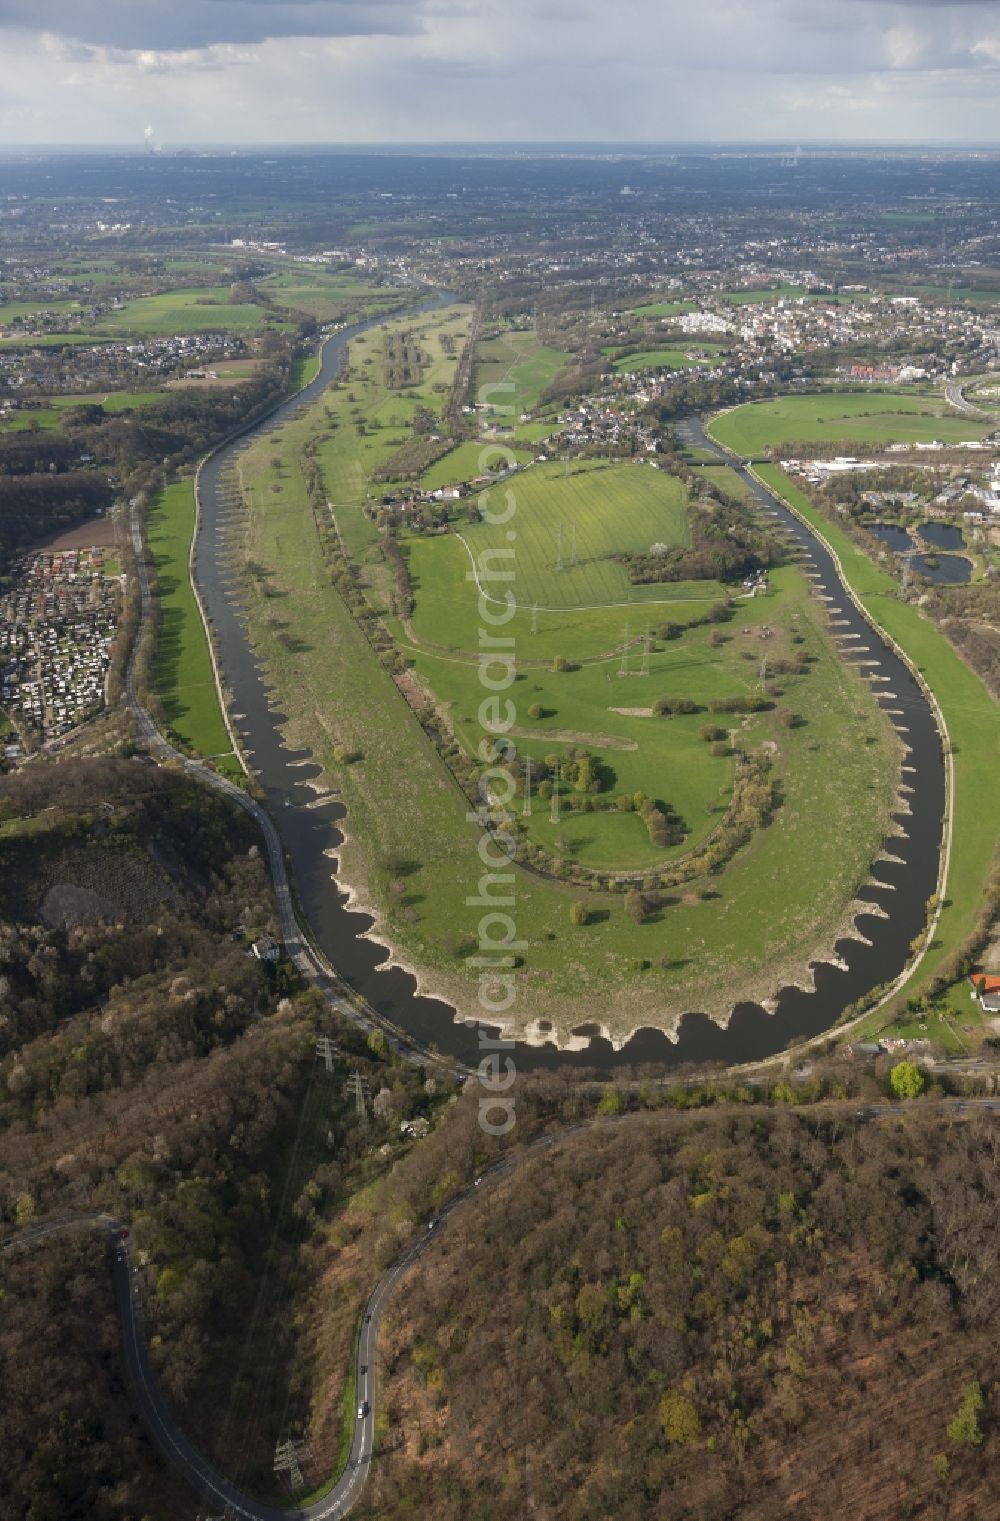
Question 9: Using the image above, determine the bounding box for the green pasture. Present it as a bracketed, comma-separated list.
[232, 413, 901, 1035]
[710, 392, 988, 456]
[146, 481, 241, 777]
[440, 459, 689, 610]
[0, 390, 164, 432]
[95, 287, 280, 335]
[628, 300, 697, 318]
[473, 330, 571, 415]
[612, 348, 723, 373]
[0, 298, 86, 327]
[420, 441, 533, 492]
[260, 268, 407, 323]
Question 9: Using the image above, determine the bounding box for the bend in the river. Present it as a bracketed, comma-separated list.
[191, 312, 947, 1071]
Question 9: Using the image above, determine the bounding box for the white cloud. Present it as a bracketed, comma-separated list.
[0, 0, 998, 143]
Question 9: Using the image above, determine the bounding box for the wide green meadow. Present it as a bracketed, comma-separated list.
[96, 287, 284, 335]
[472, 330, 572, 416]
[612, 348, 724, 373]
[0, 391, 164, 432]
[710, 391, 988, 455]
[146, 481, 241, 777]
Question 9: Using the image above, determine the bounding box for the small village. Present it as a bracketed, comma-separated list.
[0, 544, 119, 748]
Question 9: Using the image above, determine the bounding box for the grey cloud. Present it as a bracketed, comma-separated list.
[0, 0, 423, 50]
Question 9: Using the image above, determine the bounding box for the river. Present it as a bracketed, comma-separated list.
[191, 315, 946, 1072]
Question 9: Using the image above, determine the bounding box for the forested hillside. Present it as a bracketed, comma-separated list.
[0, 758, 289, 1518]
[369, 1109, 998, 1521]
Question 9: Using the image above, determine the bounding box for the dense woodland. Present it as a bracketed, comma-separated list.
[0, 757, 470, 1515]
[0, 758, 287, 1517]
[368, 1109, 999, 1521]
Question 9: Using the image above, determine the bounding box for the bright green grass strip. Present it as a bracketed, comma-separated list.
[420, 440, 533, 492]
[612, 349, 722, 373]
[288, 349, 322, 393]
[756, 463, 1000, 996]
[146, 481, 241, 778]
[710, 392, 987, 456]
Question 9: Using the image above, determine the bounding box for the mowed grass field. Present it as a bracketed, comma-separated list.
[420, 440, 534, 492]
[0, 298, 87, 327]
[95, 287, 280, 335]
[405, 461, 721, 658]
[146, 481, 241, 777]
[757, 464, 1000, 1005]
[473, 330, 571, 415]
[629, 300, 697, 318]
[259, 269, 408, 323]
[710, 392, 988, 455]
[612, 348, 724, 373]
[442, 460, 689, 612]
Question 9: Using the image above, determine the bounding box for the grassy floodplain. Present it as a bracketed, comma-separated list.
[710, 391, 989, 456]
[472, 329, 572, 416]
[228, 316, 902, 1041]
[95, 287, 286, 335]
[754, 463, 1000, 1006]
[146, 481, 241, 778]
[259, 267, 409, 324]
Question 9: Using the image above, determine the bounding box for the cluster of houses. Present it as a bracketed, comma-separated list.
[0, 546, 118, 741]
[549, 398, 660, 455]
[0, 330, 250, 396]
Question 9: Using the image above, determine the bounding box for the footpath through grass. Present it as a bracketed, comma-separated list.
[756, 463, 1000, 998]
[146, 481, 241, 778]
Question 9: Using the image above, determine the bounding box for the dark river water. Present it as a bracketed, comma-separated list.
[191, 318, 946, 1072]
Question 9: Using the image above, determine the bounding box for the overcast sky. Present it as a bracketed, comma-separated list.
[1, 0, 1000, 146]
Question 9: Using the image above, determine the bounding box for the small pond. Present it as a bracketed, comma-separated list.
[912, 553, 973, 584]
[917, 521, 966, 551]
[869, 522, 917, 552]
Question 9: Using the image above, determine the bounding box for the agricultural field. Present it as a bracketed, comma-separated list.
[710, 391, 988, 456]
[628, 299, 698, 318]
[406, 460, 693, 648]
[146, 480, 240, 777]
[259, 267, 409, 324]
[472, 329, 572, 416]
[233, 349, 900, 1042]
[234, 399, 901, 1037]
[94, 286, 282, 335]
[0, 298, 87, 327]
